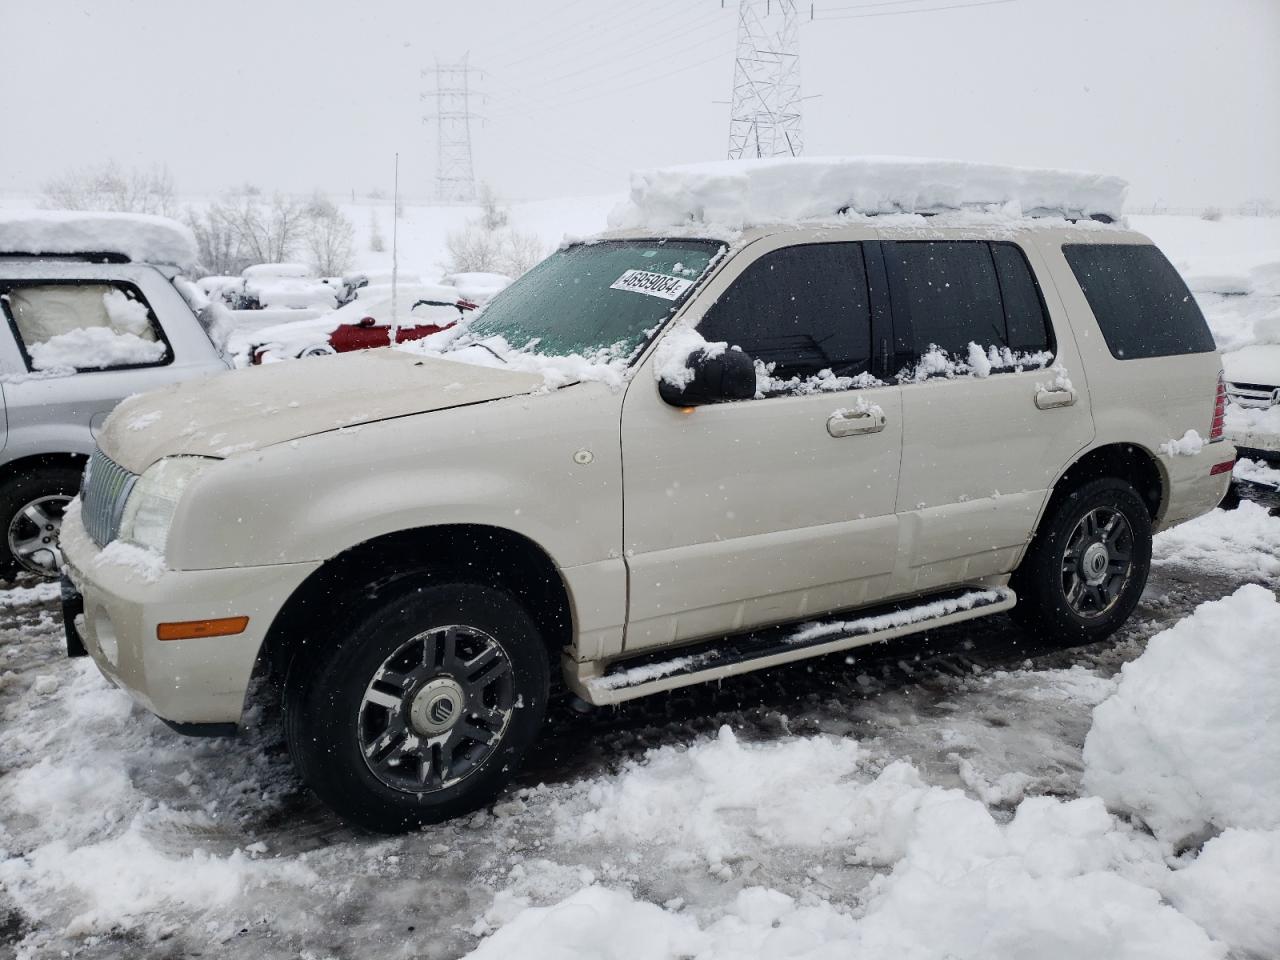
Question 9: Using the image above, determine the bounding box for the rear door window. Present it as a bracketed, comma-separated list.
[1062, 243, 1215, 359]
[0, 282, 171, 373]
[885, 240, 1054, 379]
[697, 242, 873, 392]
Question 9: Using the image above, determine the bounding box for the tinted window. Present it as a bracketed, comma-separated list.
[890, 241, 1006, 359]
[697, 243, 871, 383]
[991, 243, 1052, 354]
[1062, 244, 1215, 359]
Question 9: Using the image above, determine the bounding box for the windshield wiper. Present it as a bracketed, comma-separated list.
[471, 339, 508, 364]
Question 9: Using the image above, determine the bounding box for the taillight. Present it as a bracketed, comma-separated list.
[1210, 371, 1226, 442]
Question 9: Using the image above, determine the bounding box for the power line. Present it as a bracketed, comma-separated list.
[814, 0, 1016, 21]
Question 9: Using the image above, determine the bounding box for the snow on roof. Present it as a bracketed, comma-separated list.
[0, 210, 198, 269]
[607, 156, 1129, 232]
[242, 262, 312, 281]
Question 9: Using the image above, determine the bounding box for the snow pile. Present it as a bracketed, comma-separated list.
[1160, 429, 1205, 457]
[1083, 585, 1280, 847]
[1235, 456, 1280, 488]
[1164, 828, 1280, 958]
[1152, 500, 1280, 577]
[479, 727, 1220, 960]
[28, 326, 166, 371]
[441, 271, 512, 303]
[650, 321, 727, 389]
[608, 157, 1128, 232]
[1224, 400, 1280, 447]
[0, 210, 198, 268]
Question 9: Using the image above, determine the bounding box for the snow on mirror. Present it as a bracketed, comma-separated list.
[4, 284, 167, 372]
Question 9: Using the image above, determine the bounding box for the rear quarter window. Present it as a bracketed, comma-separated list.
[1062, 244, 1215, 360]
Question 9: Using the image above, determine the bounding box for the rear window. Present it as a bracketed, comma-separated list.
[1062, 244, 1215, 359]
[0, 281, 171, 372]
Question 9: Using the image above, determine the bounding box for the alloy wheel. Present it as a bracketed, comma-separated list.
[358, 624, 515, 794]
[7, 495, 73, 577]
[1060, 506, 1134, 619]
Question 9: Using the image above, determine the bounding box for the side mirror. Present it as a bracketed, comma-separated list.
[659, 347, 758, 406]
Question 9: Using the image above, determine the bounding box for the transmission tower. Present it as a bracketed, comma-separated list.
[727, 0, 804, 160]
[424, 57, 481, 202]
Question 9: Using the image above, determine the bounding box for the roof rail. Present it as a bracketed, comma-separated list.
[0, 250, 133, 263]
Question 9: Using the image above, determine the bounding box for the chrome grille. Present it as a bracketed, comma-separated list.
[1226, 381, 1279, 410]
[81, 449, 137, 548]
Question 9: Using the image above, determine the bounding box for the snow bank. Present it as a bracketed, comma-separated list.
[478, 726, 1220, 960]
[1152, 501, 1280, 578]
[1083, 584, 1280, 847]
[1164, 827, 1280, 959]
[608, 156, 1128, 232]
[0, 210, 198, 269]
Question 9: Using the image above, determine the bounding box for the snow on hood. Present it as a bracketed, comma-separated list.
[0, 210, 198, 270]
[607, 156, 1128, 232]
[98, 348, 544, 473]
[1223, 344, 1280, 387]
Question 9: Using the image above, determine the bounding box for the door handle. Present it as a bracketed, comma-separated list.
[1035, 387, 1077, 410]
[827, 408, 887, 438]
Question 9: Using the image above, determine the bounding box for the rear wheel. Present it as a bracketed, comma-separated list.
[282, 579, 549, 832]
[1011, 477, 1152, 644]
[0, 465, 82, 581]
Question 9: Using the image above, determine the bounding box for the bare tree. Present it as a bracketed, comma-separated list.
[185, 203, 247, 275]
[442, 183, 543, 277]
[444, 224, 503, 273]
[303, 196, 356, 276]
[368, 209, 385, 253]
[41, 161, 177, 217]
[478, 182, 509, 231]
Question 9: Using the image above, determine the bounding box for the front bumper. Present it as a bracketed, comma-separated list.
[60, 507, 321, 727]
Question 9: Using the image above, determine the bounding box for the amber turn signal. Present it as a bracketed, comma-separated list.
[156, 616, 250, 641]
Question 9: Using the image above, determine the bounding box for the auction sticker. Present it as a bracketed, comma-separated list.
[609, 269, 694, 300]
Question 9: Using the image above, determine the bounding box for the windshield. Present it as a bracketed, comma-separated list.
[464, 239, 722, 359]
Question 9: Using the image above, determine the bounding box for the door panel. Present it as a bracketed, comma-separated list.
[621, 232, 903, 651]
[883, 234, 1095, 585]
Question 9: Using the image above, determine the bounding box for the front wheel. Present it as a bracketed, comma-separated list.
[1011, 477, 1152, 645]
[282, 580, 550, 832]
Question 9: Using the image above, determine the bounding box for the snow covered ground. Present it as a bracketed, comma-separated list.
[2, 503, 1277, 959]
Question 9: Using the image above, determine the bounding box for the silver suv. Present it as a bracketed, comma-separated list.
[0, 248, 228, 579]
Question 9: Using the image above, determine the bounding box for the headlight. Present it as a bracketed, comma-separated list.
[118, 457, 215, 554]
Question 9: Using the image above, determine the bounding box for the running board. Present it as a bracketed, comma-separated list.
[570, 586, 1016, 706]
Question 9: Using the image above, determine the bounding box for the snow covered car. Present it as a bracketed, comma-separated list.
[245, 286, 474, 364]
[0, 212, 230, 580]
[61, 158, 1233, 832]
[1222, 344, 1280, 461]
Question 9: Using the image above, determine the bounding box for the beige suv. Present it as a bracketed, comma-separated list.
[61, 216, 1232, 831]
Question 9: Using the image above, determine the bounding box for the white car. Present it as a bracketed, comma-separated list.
[60, 159, 1232, 832]
[1222, 344, 1280, 460]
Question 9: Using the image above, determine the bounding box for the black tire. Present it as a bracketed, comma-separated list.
[0, 464, 82, 581]
[282, 579, 550, 832]
[1010, 477, 1152, 645]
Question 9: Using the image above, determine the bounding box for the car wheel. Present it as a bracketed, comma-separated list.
[1010, 476, 1152, 645]
[282, 579, 550, 832]
[0, 465, 82, 581]
[298, 343, 336, 358]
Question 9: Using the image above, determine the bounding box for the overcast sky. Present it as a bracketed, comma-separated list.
[2, 0, 1276, 208]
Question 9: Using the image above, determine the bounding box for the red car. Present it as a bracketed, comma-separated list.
[250, 295, 477, 365]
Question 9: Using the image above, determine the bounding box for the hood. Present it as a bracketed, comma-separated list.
[1223, 345, 1280, 389]
[100, 348, 545, 473]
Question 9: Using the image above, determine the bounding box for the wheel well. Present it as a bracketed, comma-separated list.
[0, 452, 88, 489]
[1048, 444, 1164, 521]
[257, 524, 574, 683]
